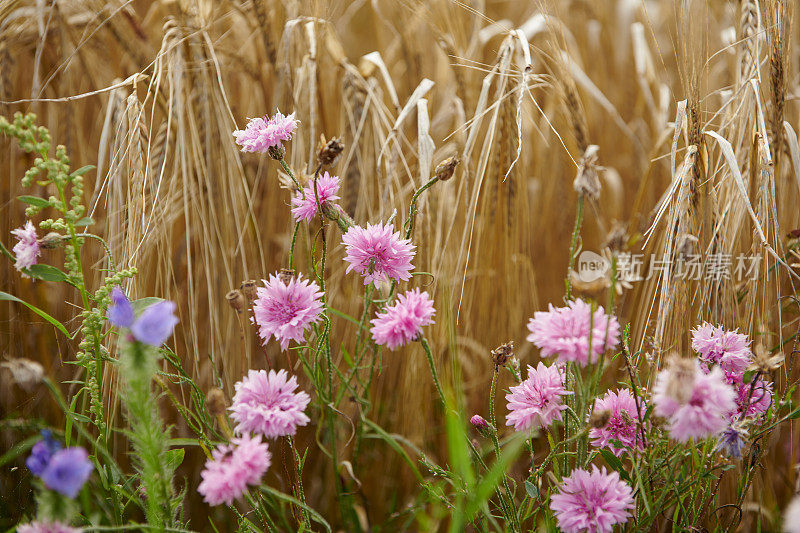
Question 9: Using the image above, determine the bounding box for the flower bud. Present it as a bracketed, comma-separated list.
[470, 414, 495, 438]
[278, 269, 294, 284]
[434, 156, 460, 181]
[226, 289, 246, 313]
[240, 280, 258, 301]
[206, 388, 227, 416]
[39, 232, 66, 249]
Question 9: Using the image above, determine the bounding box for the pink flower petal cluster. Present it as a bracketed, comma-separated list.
[691, 322, 752, 375]
[233, 111, 299, 153]
[198, 434, 271, 506]
[230, 369, 311, 438]
[17, 522, 81, 533]
[527, 299, 621, 366]
[731, 374, 772, 419]
[652, 358, 735, 442]
[506, 362, 572, 432]
[589, 389, 644, 456]
[252, 272, 324, 351]
[342, 222, 415, 285]
[370, 289, 435, 350]
[550, 465, 635, 533]
[11, 221, 41, 273]
[291, 172, 342, 222]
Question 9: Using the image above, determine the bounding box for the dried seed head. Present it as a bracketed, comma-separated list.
[434, 156, 460, 182]
[206, 388, 227, 416]
[491, 341, 514, 366]
[573, 145, 601, 200]
[278, 269, 295, 284]
[1, 358, 44, 391]
[267, 144, 285, 161]
[676, 234, 699, 260]
[664, 355, 697, 405]
[39, 232, 65, 249]
[588, 409, 611, 428]
[240, 280, 258, 301]
[317, 135, 344, 167]
[226, 289, 246, 313]
[604, 221, 627, 251]
[749, 343, 784, 372]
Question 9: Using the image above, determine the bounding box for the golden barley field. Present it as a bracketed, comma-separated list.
[2, 0, 800, 531]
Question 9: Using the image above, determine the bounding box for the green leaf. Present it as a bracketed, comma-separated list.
[23, 264, 71, 283]
[0, 434, 40, 468]
[743, 370, 756, 384]
[165, 448, 184, 471]
[524, 480, 539, 499]
[74, 217, 94, 227]
[0, 291, 70, 337]
[70, 165, 95, 178]
[18, 195, 50, 207]
[600, 449, 631, 482]
[132, 297, 164, 315]
[787, 404, 800, 419]
[0, 239, 14, 261]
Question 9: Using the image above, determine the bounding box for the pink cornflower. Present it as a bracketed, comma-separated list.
[198, 434, 271, 506]
[291, 172, 341, 222]
[691, 322, 752, 375]
[252, 272, 324, 351]
[230, 369, 311, 438]
[11, 221, 41, 273]
[589, 389, 644, 456]
[506, 362, 572, 432]
[342, 222, 415, 286]
[550, 465, 635, 533]
[526, 299, 621, 366]
[370, 289, 435, 350]
[731, 375, 772, 419]
[652, 358, 736, 442]
[233, 111, 299, 153]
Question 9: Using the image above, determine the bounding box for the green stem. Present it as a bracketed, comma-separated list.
[76, 233, 117, 273]
[404, 176, 439, 241]
[420, 337, 446, 406]
[565, 193, 585, 300]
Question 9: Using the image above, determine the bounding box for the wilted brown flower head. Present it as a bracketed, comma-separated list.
[491, 341, 514, 366]
[1, 357, 44, 391]
[573, 144, 601, 199]
[317, 135, 344, 167]
[748, 343, 784, 373]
